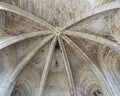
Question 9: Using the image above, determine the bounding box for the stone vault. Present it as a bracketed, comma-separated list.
[0, 0, 120, 96]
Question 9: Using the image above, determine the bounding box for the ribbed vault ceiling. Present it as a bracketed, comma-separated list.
[0, 0, 120, 96]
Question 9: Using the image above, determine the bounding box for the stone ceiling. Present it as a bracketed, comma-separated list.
[0, 0, 120, 96]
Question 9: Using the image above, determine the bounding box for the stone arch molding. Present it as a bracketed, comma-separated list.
[78, 68, 103, 96]
[10, 66, 40, 96]
[98, 46, 120, 95]
[11, 85, 27, 96]
[0, 0, 120, 96]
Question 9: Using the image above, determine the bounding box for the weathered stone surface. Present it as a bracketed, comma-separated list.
[0, 0, 120, 96]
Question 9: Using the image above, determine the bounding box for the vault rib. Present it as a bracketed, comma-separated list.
[58, 36, 77, 96]
[63, 30, 120, 54]
[8, 35, 54, 83]
[61, 35, 113, 96]
[38, 36, 57, 96]
[61, 35, 92, 66]
[0, 30, 52, 50]
[0, 2, 55, 29]
[104, 50, 120, 95]
[97, 46, 116, 96]
[61, 0, 120, 31]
